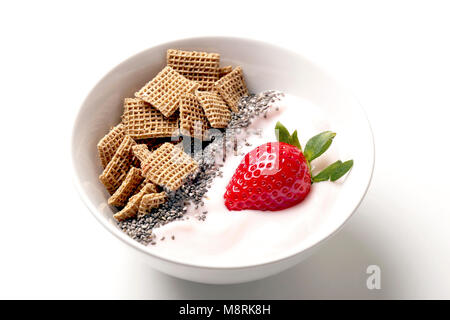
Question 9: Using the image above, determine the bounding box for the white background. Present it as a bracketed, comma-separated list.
[1, 0, 449, 299]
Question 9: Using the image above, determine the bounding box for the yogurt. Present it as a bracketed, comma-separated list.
[148, 94, 343, 267]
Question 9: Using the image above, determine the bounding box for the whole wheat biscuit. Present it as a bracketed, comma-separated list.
[99, 136, 136, 194]
[134, 66, 198, 117]
[97, 124, 125, 168]
[179, 93, 209, 140]
[138, 192, 167, 217]
[132, 177, 158, 196]
[167, 49, 220, 91]
[132, 144, 153, 165]
[219, 65, 233, 78]
[142, 143, 198, 191]
[215, 66, 248, 113]
[113, 183, 156, 221]
[108, 167, 144, 207]
[196, 90, 231, 128]
[123, 98, 179, 139]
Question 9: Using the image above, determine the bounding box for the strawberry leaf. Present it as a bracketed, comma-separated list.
[312, 159, 353, 183]
[312, 161, 342, 182]
[290, 130, 302, 150]
[275, 121, 291, 144]
[304, 131, 336, 162]
[330, 160, 354, 181]
[275, 122, 302, 150]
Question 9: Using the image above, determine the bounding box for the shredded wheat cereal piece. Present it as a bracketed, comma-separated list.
[97, 124, 125, 168]
[167, 49, 220, 91]
[142, 143, 198, 191]
[113, 183, 155, 221]
[219, 65, 233, 78]
[132, 177, 158, 196]
[179, 93, 210, 140]
[196, 90, 231, 128]
[99, 136, 136, 194]
[108, 167, 144, 207]
[123, 98, 179, 139]
[138, 192, 167, 217]
[215, 66, 248, 113]
[134, 66, 198, 117]
[132, 144, 153, 165]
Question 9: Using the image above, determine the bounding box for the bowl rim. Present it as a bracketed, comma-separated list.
[71, 36, 375, 270]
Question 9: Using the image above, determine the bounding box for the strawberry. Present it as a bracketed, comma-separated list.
[224, 122, 353, 211]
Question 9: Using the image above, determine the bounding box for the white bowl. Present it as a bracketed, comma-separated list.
[72, 37, 374, 284]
